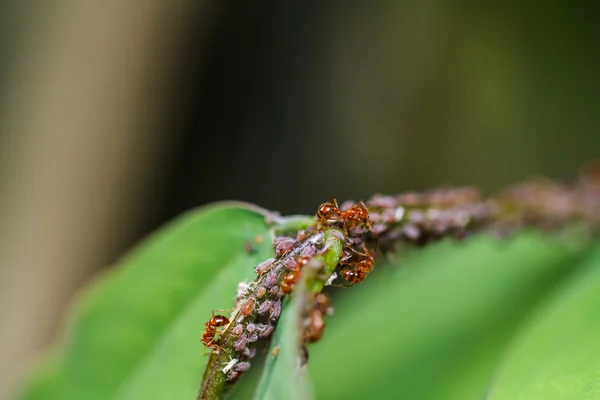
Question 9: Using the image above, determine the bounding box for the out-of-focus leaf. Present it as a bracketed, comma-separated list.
[308, 233, 588, 400]
[252, 295, 312, 400]
[17, 203, 273, 400]
[486, 244, 600, 400]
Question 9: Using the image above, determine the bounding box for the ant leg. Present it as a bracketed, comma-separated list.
[348, 246, 368, 258]
[202, 339, 216, 356]
[204, 340, 227, 355]
[211, 309, 234, 317]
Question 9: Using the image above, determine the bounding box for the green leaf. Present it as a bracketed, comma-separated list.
[17, 203, 273, 400]
[252, 295, 312, 400]
[307, 233, 588, 400]
[486, 244, 600, 400]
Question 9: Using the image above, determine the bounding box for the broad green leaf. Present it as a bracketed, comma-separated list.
[486, 244, 600, 400]
[308, 233, 588, 400]
[17, 203, 273, 400]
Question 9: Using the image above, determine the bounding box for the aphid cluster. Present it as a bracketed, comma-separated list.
[201, 171, 600, 396]
[201, 223, 330, 382]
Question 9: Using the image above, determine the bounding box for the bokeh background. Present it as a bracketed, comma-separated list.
[0, 1, 599, 397]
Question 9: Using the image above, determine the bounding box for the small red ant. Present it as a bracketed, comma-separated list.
[201, 312, 230, 352]
[339, 243, 375, 285]
[304, 308, 325, 343]
[317, 198, 371, 232]
[281, 270, 301, 294]
[303, 293, 330, 343]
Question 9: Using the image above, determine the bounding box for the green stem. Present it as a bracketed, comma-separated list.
[305, 228, 345, 293]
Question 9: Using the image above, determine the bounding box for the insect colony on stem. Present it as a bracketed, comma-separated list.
[200, 174, 600, 389]
[200, 197, 376, 382]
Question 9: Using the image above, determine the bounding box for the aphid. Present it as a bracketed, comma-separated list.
[284, 257, 298, 271]
[234, 361, 252, 372]
[248, 333, 259, 343]
[263, 271, 278, 288]
[368, 194, 397, 208]
[232, 324, 244, 337]
[247, 347, 257, 359]
[201, 313, 230, 352]
[296, 230, 307, 241]
[301, 244, 317, 258]
[269, 300, 282, 321]
[255, 258, 275, 274]
[331, 229, 345, 241]
[242, 347, 251, 357]
[234, 334, 249, 352]
[246, 323, 256, 334]
[256, 323, 274, 338]
[240, 298, 256, 316]
[257, 300, 273, 315]
[256, 286, 267, 298]
[269, 285, 280, 296]
[308, 231, 325, 246]
[275, 237, 296, 256]
[226, 370, 239, 381]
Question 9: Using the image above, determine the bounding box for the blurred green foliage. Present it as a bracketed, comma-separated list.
[17, 204, 272, 400]
[15, 204, 600, 400]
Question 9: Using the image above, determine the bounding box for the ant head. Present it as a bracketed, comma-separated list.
[317, 202, 339, 219]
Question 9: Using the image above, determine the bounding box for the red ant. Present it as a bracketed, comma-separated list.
[281, 269, 301, 294]
[281, 255, 313, 294]
[304, 308, 325, 343]
[317, 198, 371, 232]
[339, 243, 375, 285]
[201, 311, 230, 353]
[303, 293, 330, 343]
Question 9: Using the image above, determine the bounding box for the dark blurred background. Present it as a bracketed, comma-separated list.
[0, 1, 599, 397]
